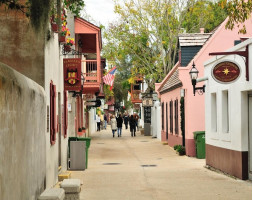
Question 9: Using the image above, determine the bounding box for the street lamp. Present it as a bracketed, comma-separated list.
[189, 61, 205, 96]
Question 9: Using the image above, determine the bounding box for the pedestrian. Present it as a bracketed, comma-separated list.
[124, 114, 129, 129]
[96, 114, 101, 131]
[104, 113, 107, 129]
[134, 114, 139, 131]
[129, 115, 136, 137]
[116, 114, 123, 137]
[111, 115, 117, 137]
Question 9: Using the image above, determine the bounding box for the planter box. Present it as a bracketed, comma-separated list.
[59, 36, 66, 43]
[51, 23, 58, 32]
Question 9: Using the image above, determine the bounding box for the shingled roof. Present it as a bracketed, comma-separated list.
[159, 68, 182, 94]
[179, 33, 212, 47]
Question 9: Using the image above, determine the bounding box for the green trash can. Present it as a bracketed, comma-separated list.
[77, 137, 91, 169]
[68, 137, 91, 169]
[193, 131, 205, 159]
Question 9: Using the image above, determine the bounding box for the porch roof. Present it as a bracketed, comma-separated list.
[75, 17, 102, 50]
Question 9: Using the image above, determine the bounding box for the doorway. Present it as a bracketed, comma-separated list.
[248, 93, 252, 180]
[58, 92, 62, 169]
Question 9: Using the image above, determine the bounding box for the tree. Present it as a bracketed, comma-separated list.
[182, 0, 227, 33]
[103, 0, 197, 90]
[219, 0, 252, 34]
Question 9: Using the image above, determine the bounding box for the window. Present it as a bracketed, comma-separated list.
[222, 90, 229, 133]
[211, 93, 217, 132]
[166, 102, 168, 139]
[63, 91, 68, 138]
[50, 81, 57, 145]
[174, 99, 179, 134]
[170, 100, 173, 133]
[162, 102, 164, 130]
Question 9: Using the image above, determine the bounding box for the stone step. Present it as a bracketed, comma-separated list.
[58, 171, 71, 181]
[38, 188, 65, 200]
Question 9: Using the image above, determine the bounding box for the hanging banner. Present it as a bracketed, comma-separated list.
[212, 61, 240, 83]
[63, 58, 82, 91]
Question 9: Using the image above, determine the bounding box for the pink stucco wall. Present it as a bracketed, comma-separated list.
[158, 17, 252, 157]
[160, 87, 182, 141]
[178, 18, 252, 148]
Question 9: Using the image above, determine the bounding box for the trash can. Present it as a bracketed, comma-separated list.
[193, 131, 205, 159]
[77, 137, 91, 169]
[68, 137, 91, 169]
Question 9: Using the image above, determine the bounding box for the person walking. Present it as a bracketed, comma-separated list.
[129, 115, 136, 137]
[111, 115, 117, 137]
[124, 114, 129, 129]
[96, 114, 101, 131]
[116, 114, 123, 137]
[104, 114, 107, 129]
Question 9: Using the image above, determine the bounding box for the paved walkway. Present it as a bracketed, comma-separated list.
[70, 126, 252, 200]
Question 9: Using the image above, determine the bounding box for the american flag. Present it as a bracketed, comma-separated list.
[103, 66, 117, 90]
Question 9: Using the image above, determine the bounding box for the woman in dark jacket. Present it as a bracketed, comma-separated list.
[129, 115, 136, 137]
[116, 114, 123, 137]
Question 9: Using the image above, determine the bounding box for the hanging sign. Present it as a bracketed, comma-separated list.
[212, 61, 240, 83]
[63, 58, 82, 91]
[142, 97, 153, 107]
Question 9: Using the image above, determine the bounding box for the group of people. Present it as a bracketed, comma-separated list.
[110, 113, 139, 137]
[96, 113, 108, 131]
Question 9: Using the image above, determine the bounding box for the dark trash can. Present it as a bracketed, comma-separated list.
[68, 137, 91, 169]
[193, 131, 205, 159]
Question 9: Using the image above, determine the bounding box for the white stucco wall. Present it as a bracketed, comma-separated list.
[0, 63, 46, 200]
[44, 31, 69, 188]
[204, 39, 252, 152]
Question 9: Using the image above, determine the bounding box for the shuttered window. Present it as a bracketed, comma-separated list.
[50, 81, 57, 145]
[63, 91, 68, 138]
[166, 102, 168, 140]
[170, 100, 173, 133]
[162, 102, 164, 130]
[174, 99, 179, 134]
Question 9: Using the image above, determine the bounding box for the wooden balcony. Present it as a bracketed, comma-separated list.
[82, 60, 100, 94]
[131, 90, 142, 103]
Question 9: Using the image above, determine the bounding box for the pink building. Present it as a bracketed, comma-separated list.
[155, 18, 252, 157]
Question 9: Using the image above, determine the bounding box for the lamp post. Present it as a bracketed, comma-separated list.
[189, 61, 205, 96]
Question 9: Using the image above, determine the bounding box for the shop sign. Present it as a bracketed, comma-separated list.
[212, 61, 240, 83]
[142, 97, 153, 107]
[63, 58, 81, 91]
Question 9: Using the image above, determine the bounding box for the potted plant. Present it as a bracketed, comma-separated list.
[59, 9, 70, 43]
[82, 127, 86, 132]
[64, 37, 74, 52]
[77, 127, 83, 136]
[174, 145, 186, 156]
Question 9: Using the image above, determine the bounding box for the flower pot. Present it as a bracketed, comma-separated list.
[59, 36, 66, 43]
[64, 45, 71, 53]
[77, 131, 83, 136]
[51, 23, 58, 32]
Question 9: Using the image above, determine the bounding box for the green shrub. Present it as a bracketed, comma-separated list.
[174, 145, 186, 155]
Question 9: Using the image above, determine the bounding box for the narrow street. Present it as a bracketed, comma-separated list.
[71, 127, 252, 200]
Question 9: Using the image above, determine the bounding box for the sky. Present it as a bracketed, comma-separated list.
[83, 0, 119, 27]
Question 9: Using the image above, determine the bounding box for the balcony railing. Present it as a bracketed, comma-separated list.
[82, 60, 98, 82]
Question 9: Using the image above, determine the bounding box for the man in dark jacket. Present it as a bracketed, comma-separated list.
[124, 114, 129, 129]
[116, 114, 123, 137]
[129, 115, 136, 137]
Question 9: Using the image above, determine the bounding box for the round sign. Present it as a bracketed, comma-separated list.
[212, 61, 240, 83]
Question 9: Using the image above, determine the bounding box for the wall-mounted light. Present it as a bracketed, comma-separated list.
[189, 61, 205, 96]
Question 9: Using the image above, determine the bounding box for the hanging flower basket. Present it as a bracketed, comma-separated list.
[64, 45, 71, 53]
[51, 23, 58, 32]
[59, 36, 66, 43]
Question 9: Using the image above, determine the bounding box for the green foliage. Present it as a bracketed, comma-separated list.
[64, 0, 85, 16]
[174, 145, 186, 155]
[182, 0, 227, 33]
[103, 0, 194, 90]
[220, 0, 252, 34]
